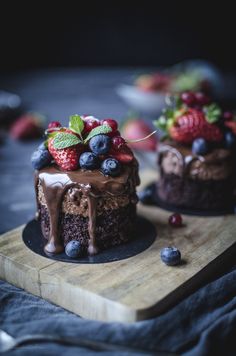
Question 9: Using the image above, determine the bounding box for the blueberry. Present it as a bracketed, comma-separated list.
[138, 184, 156, 205]
[160, 247, 181, 266]
[89, 134, 111, 155]
[192, 138, 209, 155]
[225, 131, 236, 149]
[38, 142, 47, 150]
[101, 158, 121, 177]
[65, 240, 81, 258]
[31, 148, 52, 170]
[79, 152, 100, 170]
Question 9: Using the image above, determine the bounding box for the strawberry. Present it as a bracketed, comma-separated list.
[224, 120, 236, 135]
[109, 144, 134, 164]
[10, 113, 44, 140]
[121, 119, 157, 151]
[48, 138, 82, 171]
[169, 108, 223, 144]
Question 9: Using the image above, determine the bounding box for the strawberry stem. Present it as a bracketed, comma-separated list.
[125, 130, 157, 143]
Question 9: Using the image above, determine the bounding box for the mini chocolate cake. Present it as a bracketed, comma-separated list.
[32, 115, 140, 257]
[158, 141, 235, 211]
[154, 92, 236, 212]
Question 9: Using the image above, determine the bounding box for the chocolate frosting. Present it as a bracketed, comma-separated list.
[35, 160, 140, 255]
[158, 141, 234, 180]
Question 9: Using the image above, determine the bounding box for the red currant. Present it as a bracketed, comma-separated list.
[168, 213, 183, 227]
[101, 118, 118, 132]
[111, 135, 126, 150]
[83, 119, 100, 133]
[194, 92, 211, 106]
[48, 121, 61, 129]
[181, 92, 196, 106]
[223, 111, 233, 121]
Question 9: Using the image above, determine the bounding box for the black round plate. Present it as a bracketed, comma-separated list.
[140, 183, 235, 217]
[22, 217, 156, 264]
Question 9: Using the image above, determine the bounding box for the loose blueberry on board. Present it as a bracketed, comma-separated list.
[65, 240, 81, 258]
[89, 134, 111, 155]
[101, 158, 121, 177]
[224, 131, 236, 149]
[192, 138, 209, 155]
[31, 148, 52, 170]
[79, 152, 100, 170]
[160, 247, 181, 266]
[168, 213, 183, 227]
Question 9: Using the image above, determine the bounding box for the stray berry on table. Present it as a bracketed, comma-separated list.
[65, 240, 82, 258]
[160, 246, 181, 266]
[168, 213, 183, 227]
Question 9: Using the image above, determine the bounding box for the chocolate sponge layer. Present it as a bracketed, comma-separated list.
[39, 203, 136, 251]
[158, 173, 235, 211]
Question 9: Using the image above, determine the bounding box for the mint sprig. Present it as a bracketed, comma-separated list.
[204, 103, 222, 124]
[84, 125, 112, 143]
[53, 132, 82, 149]
[69, 115, 84, 140]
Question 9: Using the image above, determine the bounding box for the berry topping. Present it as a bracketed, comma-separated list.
[194, 92, 211, 106]
[101, 158, 121, 177]
[168, 213, 183, 227]
[111, 135, 126, 150]
[169, 108, 223, 144]
[31, 147, 52, 170]
[224, 120, 236, 135]
[83, 119, 100, 133]
[224, 131, 236, 149]
[48, 137, 82, 171]
[101, 118, 118, 132]
[48, 121, 61, 130]
[223, 111, 234, 121]
[192, 138, 209, 155]
[79, 152, 100, 170]
[109, 144, 134, 163]
[181, 91, 196, 106]
[89, 134, 111, 155]
[160, 247, 181, 266]
[65, 240, 82, 258]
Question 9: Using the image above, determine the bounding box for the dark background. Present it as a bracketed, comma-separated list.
[0, 3, 235, 72]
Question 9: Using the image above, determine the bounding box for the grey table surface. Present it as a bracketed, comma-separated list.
[0, 68, 236, 356]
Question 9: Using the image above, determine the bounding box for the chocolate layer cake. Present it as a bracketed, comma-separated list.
[35, 162, 139, 255]
[154, 92, 236, 212]
[158, 141, 235, 211]
[31, 115, 140, 257]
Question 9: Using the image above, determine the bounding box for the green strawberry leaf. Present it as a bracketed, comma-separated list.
[204, 103, 222, 124]
[84, 125, 112, 143]
[69, 115, 84, 140]
[53, 132, 81, 149]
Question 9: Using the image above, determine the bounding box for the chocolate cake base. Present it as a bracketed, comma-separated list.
[39, 203, 137, 253]
[158, 173, 235, 212]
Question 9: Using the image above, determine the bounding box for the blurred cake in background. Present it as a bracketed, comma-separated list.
[154, 91, 236, 213]
[117, 60, 222, 116]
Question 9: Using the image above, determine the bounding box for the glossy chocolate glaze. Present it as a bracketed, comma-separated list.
[158, 140, 233, 180]
[35, 160, 140, 255]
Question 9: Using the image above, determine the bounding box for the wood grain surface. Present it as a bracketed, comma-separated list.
[0, 169, 235, 322]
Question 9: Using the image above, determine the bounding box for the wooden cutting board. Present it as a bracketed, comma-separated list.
[0, 170, 235, 323]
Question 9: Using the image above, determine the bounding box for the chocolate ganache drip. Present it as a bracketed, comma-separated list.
[35, 160, 139, 255]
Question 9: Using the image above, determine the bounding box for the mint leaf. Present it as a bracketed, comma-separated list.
[69, 115, 84, 140]
[84, 125, 112, 143]
[53, 132, 81, 149]
[204, 103, 222, 124]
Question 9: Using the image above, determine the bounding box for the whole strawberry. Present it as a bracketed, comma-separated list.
[10, 113, 44, 140]
[169, 108, 223, 144]
[48, 136, 82, 171]
[121, 119, 158, 151]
